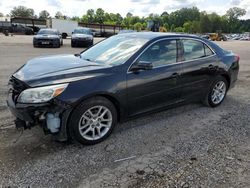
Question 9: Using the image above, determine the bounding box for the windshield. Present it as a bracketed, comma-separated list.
[38, 29, 57, 35]
[80, 35, 149, 66]
[74, 28, 91, 35]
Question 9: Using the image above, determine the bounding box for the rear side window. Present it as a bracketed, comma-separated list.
[182, 39, 214, 61]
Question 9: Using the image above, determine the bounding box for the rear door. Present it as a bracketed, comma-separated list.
[179, 38, 219, 101]
[126, 39, 183, 116]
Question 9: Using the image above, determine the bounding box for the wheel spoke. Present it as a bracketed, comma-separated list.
[82, 114, 90, 121]
[87, 109, 94, 117]
[82, 126, 92, 135]
[79, 122, 90, 130]
[100, 123, 110, 128]
[96, 107, 103, 116]
[92, 129, 95, 138]
[96, 127, 101, 136]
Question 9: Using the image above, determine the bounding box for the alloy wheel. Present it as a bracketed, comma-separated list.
[211, 81, 226, 104]
[78, 106, 113, 141]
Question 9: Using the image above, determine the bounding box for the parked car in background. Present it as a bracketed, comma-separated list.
[91, 29, 101, 37]
[7, 33, 239, 145]
[33, 28, 63, 48]
[71, 27, 93, 47]
[12, 24, 33, 35]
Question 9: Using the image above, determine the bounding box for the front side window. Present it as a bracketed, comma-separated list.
[182, 39, 214, 61]
[138, 39, 177, 68]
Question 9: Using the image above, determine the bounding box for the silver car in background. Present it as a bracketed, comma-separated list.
[71, 27, 94, 47]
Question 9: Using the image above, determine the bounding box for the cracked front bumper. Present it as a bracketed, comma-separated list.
[6, 90, 72, 141]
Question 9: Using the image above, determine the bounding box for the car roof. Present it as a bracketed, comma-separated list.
[118, 32, 201, 40]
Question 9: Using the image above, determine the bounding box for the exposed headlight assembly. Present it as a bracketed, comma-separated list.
[17, 83, 68, 103]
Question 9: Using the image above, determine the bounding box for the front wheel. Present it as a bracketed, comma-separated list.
[204, 76, 228, 107]
[69, 97, 117, 145]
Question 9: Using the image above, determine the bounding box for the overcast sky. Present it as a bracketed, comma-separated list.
[0, 0, 249, 19]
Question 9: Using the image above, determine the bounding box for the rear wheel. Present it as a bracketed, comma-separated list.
[62, 33, 67, 39]
[69, 97, 117, 145]
[204, 76, 228, 107]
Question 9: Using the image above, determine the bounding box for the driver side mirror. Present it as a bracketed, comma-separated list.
[130, 61, 153, 72]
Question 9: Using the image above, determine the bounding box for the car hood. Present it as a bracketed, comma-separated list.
[34, 34, 59, 39]
[13, 54, 110, 87]
[72, 33, 92, 38]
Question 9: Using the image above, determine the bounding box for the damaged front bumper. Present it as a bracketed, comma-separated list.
[6, 89, 72, 142]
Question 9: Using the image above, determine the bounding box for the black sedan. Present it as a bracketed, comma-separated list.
[7, 33, 239, 145]
[71, 27, 93, 47]
[33, 29, 63, 48]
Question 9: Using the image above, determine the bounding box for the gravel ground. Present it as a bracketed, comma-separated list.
[0, 35, 250, 188]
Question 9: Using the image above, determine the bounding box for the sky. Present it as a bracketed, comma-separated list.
[0, 0, 250, 19]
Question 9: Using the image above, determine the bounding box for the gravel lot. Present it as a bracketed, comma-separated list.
[0, 35, 250, 188]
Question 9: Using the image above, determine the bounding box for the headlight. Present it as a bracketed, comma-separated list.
[17, 83, 68, 103]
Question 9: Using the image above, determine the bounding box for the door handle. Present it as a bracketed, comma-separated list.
[171, 72, 179, 78]
[208, 64, 218, 71]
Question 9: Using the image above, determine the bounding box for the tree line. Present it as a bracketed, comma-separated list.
[0, 5, 249, 33]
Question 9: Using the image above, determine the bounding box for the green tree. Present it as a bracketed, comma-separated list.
[170, 24, 175, 32]
[72, 16, 80, 22]
[55, 11, 63, 19]
[86, 9, 95, 23]
[0, 12, 4, 17]
[126, 12, 133, 18]
[163, 23, 169, 31]
[39, 10, 50, 19]
[226, 7, 246, 33]
[10, 6, 35, 18]
[174, 27, 184, 32]
[183, 21, 193, 33]
[115, 13, 123, 25]
[200, 13, 212, 33]
[134, 22, 143, 31]
[95, 8, 105, 24]
[226, 7, 246, 21]
[192, 21, 201, 33]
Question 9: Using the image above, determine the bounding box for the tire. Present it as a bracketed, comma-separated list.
[55, 40, 60, 48]
[204, 76, 228, 107]
[61, 40, 63, 46]
[62, 33, 67, 39]
[69, 97, 117, 145]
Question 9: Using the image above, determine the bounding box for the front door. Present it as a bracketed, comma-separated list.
[126, 39, 183, 116]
